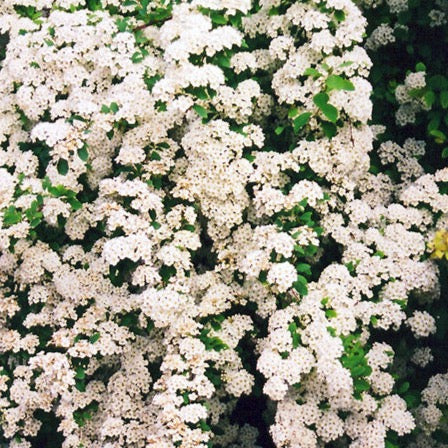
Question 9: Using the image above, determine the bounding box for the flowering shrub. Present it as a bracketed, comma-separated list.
[0, 1, 446, 447]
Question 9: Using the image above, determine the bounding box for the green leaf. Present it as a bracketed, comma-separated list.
[205, 366, 222, 387]
[296, 274, 308, 284]
[407, 87, 425, 99]
[430, 129, 447, 143]
[210, 315, 224, 331]
[151, 175, 162, 189]
[428, 116, 441, 132]
[199, 329, 228, 352]
[275, 126, 285, 135]
[288, 107, 298, 118]
[116, 17, 129, 32]
[144, 74, 162, 92]
[100, 104, 110, 113]
[89, 333, 100, 344]
[293, 112, 312, 133]
[186, 86, 209, 100]
[29, 217, 42, 228]
[48, 184, 69, 197]
[75, 367, 85, 380]
[240, 38, 249, 49]
[373, 250, 385, 258]
[131, 51, 145, 63]
[57, 159, 69, 175]
[293, 277, 308, 296]
[199, 420, 211, 432]
[215, 54, 231, 68]
[351, 364, 372, 377]
[441, 91, 448, 109]
[393, 299, 407, 309]
[193, 104, 208, 119]
[67, 197, 82, 211]
[67, 114, 87, 124]
[404, 390, 420, 408]
[109, 102, 119, 114]
[25, 200, 43, 227]
[288, 322, 301, 348]
[210, 12, 227, 25]
[313, 92, 330, 109]
[14, 5, 41, 19]
[304, 67, 322, 79]
[295, 263, 311, 275]
[326, 74, 355, 91]
[321, 121, 337, 138]
[182, 391, 190, 404]
[294, 244, 305, 255]
[325, 309, 337, 318]
[149, 151, 161, 161]
[321, 103, 338, 122]
[155, 100, 167, 112]
[160, 264, 176, 283]
[77, 145, 89, 161]
[3, 206, 22, 227]
[354, 378, 370, 393]
[86, 0, 103, 10]
[428, 75, 448, 90]
[134, 30, 149, 45]
[442, 147, 448, 159]
[424, 90, 436, 107]
[415, 62, 426, 72]
[334, 9, 345, 21]
[300, 211, 313, 223]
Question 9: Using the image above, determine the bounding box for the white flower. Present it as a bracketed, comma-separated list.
[267, 262, 297, 293]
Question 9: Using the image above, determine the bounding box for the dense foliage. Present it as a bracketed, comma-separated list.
[0, 0, 447, 447]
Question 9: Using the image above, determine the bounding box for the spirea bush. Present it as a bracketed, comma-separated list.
[0, 0, 447, 447]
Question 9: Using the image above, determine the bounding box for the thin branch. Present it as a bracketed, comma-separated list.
[133, 14, 172, 32]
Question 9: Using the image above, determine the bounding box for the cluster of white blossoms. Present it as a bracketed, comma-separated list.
[393, 70, 430, 126]
[0, 1, 446, 447]
[428, 0, 448, 27]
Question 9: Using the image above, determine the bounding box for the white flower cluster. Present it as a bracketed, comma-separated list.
[415, 372, 448, 435]
[428, 0, 448, 27]
[0, 1, 445, 448]
[394, 70, 431, 126]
